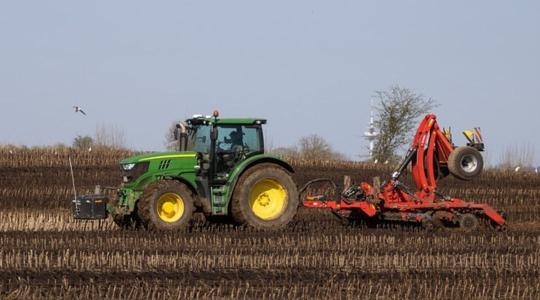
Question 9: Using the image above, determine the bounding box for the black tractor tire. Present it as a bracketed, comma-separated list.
[459, 213, 479, 232]
[138, 180, 194, 231]
[231, 164, 298, 230]
[448, 146, 484, 181]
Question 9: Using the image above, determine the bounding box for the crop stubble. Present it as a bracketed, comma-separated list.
[0, 148, 539, 299]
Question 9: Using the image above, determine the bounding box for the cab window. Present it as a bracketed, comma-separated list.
[217, 125, 262, 153]
[193, 125, 211, 153]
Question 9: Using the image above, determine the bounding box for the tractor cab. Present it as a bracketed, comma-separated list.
[184, 113, 266, 181]
[214, 125, 264, 179]
[171, 115, 265, 182]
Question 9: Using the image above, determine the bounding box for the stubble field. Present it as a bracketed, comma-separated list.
[0, 148, 539, 299]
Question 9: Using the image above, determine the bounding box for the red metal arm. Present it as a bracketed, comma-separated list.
[404, 114, 455, 199]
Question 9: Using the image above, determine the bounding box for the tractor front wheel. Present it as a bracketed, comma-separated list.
[231, 164, 298, 230]
[138, 180, 194, 231]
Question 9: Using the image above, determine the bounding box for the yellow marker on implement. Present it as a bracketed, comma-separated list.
[462, 130, 475, 143]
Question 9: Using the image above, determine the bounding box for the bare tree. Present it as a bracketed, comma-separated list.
[270, 146, 301, 160]
[94, 124, 127, 149]
[298, 134, 347, 161]
[72, 135, 94, 150]
[299, 135, 332, 161]
[499, 143, 536, 170]
[373, 85, 437, 163]
[164, 120, 182, 151]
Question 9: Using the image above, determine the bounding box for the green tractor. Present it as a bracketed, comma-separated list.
[73, 111, 299, 230]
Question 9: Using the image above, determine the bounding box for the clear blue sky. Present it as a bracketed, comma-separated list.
[0, 1, 539, 164]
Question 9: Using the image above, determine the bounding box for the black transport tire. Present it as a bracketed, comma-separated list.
[138, 180, 194, 231]
[231, 164, 298, 230]
[448, 146, 484, 181]
[459, 213, 479, 232]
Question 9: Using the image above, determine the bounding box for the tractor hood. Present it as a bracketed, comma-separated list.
[120, 151, 197, 165]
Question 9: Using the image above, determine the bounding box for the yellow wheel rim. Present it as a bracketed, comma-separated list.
[249, 179, 288, 220]
[156, 193, 184, 223]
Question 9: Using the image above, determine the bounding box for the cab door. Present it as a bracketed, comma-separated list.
[213, 125, 264, 183]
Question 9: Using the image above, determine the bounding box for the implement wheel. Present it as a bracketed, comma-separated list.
[459, 213, 479, 232]
[231, 164, 298, 230]
[138, 180, 194, 231]
[431, 211, 450, 229]
[448, 146, 484, 181]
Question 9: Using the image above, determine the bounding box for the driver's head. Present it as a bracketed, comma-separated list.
[229, 130, 243, 144]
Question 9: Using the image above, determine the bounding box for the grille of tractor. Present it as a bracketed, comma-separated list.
[158, 160, 171, 170]
[122, 162, 149, 183]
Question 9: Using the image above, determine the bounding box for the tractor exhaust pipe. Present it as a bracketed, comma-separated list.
[175, 122, 189, 151]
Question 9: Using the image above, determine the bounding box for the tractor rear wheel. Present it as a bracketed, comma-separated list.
[231, 164, 298, 230]
[138, 180, 194, 231]
[448, 146, 484, 181]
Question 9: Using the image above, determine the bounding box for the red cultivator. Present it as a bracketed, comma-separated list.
[303, 114, 506, 231]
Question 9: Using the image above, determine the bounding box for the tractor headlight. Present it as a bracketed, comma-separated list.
[122, 163, 136, 171]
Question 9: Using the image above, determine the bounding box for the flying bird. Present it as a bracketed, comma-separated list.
[73, 106, 87, 116]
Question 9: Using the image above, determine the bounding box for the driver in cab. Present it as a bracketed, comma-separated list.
[225, 129, 244, 150]
[218, 129, 245, 168]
